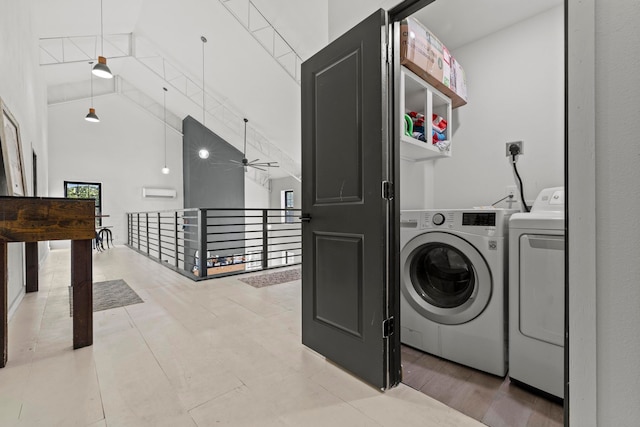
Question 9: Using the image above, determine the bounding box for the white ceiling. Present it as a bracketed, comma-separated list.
[34, 0, 562, 179]
[34, 0, 327, 179]
[413, 0, 563, 50]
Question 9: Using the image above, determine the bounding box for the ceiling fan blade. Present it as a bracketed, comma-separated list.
[249, 165, 267, 171]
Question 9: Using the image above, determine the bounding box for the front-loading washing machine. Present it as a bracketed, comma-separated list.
[509, 187, 565, 398]
[400, 208, 515, 376]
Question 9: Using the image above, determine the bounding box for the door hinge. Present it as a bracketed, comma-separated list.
[382, 181, 394, 200]
[384, 43, 389, 64]
[382, 316, 395, 338]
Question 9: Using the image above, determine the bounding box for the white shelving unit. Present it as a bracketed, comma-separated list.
[400, 66, 453, 161]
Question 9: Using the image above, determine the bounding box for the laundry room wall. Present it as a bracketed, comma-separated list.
[400, 161, 434, 210]
[433, 6, 564, 209]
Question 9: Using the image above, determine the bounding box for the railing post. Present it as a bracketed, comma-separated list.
[174, 211, 179, 268]
[145, 213, 150, 254]
[198, 209, 208, 278]
[137, 213, 141, 250]
[262, 209, 269, 269]
[157, 212, 162, 260]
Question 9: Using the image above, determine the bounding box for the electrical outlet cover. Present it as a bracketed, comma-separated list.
[505, 141, 524, 156]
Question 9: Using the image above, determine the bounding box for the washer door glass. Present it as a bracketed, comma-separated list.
[410, 243, 475, 309]
[401, 231, 493, 325]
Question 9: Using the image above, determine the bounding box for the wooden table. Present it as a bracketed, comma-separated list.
[0, 197, 95, 368]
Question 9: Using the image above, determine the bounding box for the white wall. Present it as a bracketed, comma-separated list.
[592, 0, 640, 424]
[400, 161, 434, 210]
[433, 6, 564, 208]
[245, 178, 269, 209]
[48, 94, 183, 248]
[0, 0, 49, 317]
[269, 176, 301, 210]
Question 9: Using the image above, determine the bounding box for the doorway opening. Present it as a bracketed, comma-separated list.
[396, 1, 565, 426]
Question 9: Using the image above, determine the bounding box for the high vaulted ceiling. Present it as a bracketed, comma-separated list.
[34, 0, 562, 180]
[35, 0, 329, 180]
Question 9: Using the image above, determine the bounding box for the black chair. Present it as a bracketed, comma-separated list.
[94, 231, 104, 251]
[97, 227, 113, 249]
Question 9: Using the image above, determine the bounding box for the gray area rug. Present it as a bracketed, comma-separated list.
[69, 279, 144, 316]
[239, 268, 301, 288]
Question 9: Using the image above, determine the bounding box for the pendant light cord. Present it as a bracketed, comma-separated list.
[163, 87, 168, 167]
[243, 118, 248, 156]
[100, 0, 104, 56]
[90, 63, 94, 106]
[201, 36, 206, 125]
[89, 67, 93, 108]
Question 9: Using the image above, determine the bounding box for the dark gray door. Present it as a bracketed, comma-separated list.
[301, 9, 400, 390]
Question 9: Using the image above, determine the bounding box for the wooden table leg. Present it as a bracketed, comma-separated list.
[71, 239, 92, 349]
[1, 240, 7, 368]
[25, 242, 38, 293]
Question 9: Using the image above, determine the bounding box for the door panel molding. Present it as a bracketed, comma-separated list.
[314, 232, 363, 338]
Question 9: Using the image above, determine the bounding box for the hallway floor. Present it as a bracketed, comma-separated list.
[0, 246, 482, 427]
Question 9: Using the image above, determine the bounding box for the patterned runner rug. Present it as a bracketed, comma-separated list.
[69, 279, 143, 315]
[239, 268, 301, 288]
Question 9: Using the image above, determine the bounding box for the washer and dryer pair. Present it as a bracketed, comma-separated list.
[400, 208, 515, 377]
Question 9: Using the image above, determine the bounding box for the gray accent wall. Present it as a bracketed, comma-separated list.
[182, 115, 244, 209]
[182, 116, 245, 270]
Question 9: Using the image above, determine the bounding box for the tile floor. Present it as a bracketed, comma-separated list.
[1, 246, 483, 427]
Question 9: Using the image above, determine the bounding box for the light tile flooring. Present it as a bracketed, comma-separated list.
[1, 247, 483, 427]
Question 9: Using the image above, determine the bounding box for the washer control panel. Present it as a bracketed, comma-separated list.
[400, 209, 514, 236]
[398, 211, 456, 229]
[432, 213, 446, 226]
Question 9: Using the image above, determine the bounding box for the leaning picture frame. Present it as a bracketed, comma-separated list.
[0, 97, 27, 196]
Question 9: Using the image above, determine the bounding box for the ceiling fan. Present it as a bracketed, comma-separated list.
[231, 118, 279, 171]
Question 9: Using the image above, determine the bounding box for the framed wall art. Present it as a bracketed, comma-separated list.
[0, 97, 27, 196]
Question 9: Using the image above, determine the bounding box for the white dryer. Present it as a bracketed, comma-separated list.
[400, 208, 515, 377]
[509, 187, 565, 398]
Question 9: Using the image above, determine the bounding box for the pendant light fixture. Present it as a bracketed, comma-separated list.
[85, 61, 100, 122]
[161, 87, 170, 174]
[198, 35, 210, 160]
[92, 0, 113, 79]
